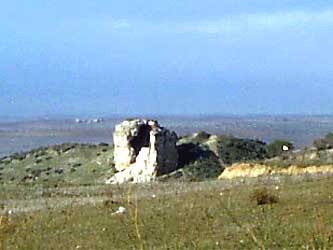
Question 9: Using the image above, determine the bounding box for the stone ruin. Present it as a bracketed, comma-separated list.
[106, 119, 178, 184]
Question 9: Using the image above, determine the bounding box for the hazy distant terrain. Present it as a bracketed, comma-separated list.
[1, 115, 333, 157]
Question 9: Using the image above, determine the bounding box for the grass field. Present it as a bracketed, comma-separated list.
[1, 175, 333, 249]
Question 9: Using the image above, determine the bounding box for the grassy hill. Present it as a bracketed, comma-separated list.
[0, 132, 269, 184]
[172, 132, 271, 181]
[1, 132, 333, 185]
[0, 143, 115, 186]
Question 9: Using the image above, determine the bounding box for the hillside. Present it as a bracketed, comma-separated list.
[1, 132, 333, 185]
[0, 143, 114, 185]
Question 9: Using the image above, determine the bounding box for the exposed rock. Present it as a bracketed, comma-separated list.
[106, 119, 178, 184]
[218, 163, 333, 179]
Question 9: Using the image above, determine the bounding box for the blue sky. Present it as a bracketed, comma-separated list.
[1, 0, 333, 117]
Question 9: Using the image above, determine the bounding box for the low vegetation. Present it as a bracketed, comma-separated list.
[263, 148, 333, 168]
[215, 135, 268, 164]
[266, 140, 294, 158]
[1, 177, 333, 249]
[0, 143, 115, 186]
[176, 132, 297, 179]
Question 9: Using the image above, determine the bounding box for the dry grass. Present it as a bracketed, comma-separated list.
[0, 176, 333, 249]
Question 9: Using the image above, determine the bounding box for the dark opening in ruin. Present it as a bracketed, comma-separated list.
[129, 124, 151, 158]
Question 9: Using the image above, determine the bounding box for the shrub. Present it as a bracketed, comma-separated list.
[216, 136, 267, 164]
[266, 140, 294, 158]
[250, 188, 279, 205]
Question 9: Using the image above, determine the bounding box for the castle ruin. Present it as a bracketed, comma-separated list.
[106, 119, 178, 184]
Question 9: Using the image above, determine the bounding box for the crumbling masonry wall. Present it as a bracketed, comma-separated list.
[106, 119, 178, 184]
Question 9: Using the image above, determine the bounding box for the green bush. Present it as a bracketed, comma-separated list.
[216, 136, 267, 165]
[266, 140, 294, 158]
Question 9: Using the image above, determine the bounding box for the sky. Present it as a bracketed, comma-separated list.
[1, 0, 333, 117]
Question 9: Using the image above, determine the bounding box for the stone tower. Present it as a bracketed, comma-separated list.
[106, 119, 178, 184]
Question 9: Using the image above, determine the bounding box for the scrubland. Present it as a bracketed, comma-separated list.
[1, 175, 333, 249]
